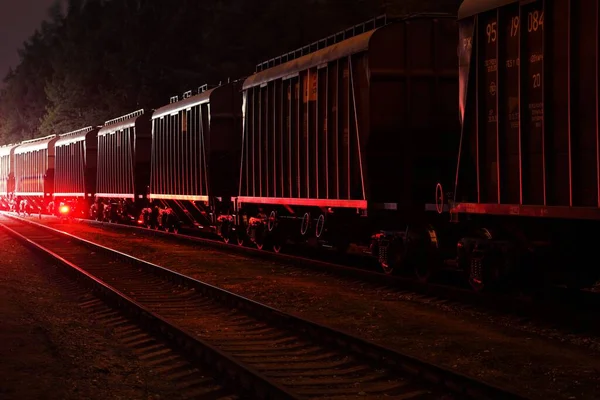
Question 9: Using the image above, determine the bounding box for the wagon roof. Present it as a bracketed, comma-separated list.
[153, 87, 217, 119]
[14, 134, 59, 154]
[55, 126, 98, 147]
[98, 109, 145, 136]
[242, 29, 378, 90]
[458, 0, 519, 19]
[0, 143, 20, 157]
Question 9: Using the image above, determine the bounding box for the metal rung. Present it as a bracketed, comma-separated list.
[104, 109, 144, 126]
[255, 14, 389, 72]
[19, 134, 58, 144]
[59, 126, 95, 137]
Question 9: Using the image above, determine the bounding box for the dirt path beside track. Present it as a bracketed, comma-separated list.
[0, 229, 185, 400]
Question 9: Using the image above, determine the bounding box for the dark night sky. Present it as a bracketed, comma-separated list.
[0, 0, 59, 79]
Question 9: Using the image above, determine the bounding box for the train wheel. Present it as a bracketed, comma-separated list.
[271, 233, 284, 253]
[380, 262, 394, 275]
[380, 240, 406, 275]
[255, 231, 267, 250]
[414, 249, 441, 283]
[414, 264, 433, 283]
[381, 255, 401, 275]
[468, 275, 486, 292]
[413, 227, 440, 283]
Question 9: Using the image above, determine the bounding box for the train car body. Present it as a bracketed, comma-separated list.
[440, 0, 600, 289]
[236, 15, 459, 263]
[14, 135, 59, 202]
[0, 144, 18, 210]
[147, 82, 243, 234]
[93, 110, 152, 223]
[13, 135, 59, 214]
[14, 135, 58, 213]
[52, 126, 99, 218]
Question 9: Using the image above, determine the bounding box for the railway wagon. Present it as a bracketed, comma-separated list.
[52, 126, 99, 218]
[443, 0, 600, 289]
[93, 110, 152, 223]
[236, 14, 459, 268]
[0, 144, 18, 210]
[148, 82, 243, 234]
[13, 135, 59, 214]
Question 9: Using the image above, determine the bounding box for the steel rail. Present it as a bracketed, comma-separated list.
[0, 216, 299, 400]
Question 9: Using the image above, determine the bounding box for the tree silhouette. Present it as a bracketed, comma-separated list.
[0, 0, 460, 143]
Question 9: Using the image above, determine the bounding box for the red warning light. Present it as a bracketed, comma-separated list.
[59, 205, 70, 215]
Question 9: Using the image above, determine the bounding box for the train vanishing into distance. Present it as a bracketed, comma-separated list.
[1, 0, 600, 291]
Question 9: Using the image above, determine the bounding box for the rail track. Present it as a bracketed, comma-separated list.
[50, 272, 237, 399]
[33, 213, 600, 336]
[0, 213, 524, 400]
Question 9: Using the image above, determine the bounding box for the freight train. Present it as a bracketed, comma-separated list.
[1, 1, 599, 291]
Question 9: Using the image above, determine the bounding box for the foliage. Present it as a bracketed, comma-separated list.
[0, 0, 460, 144]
